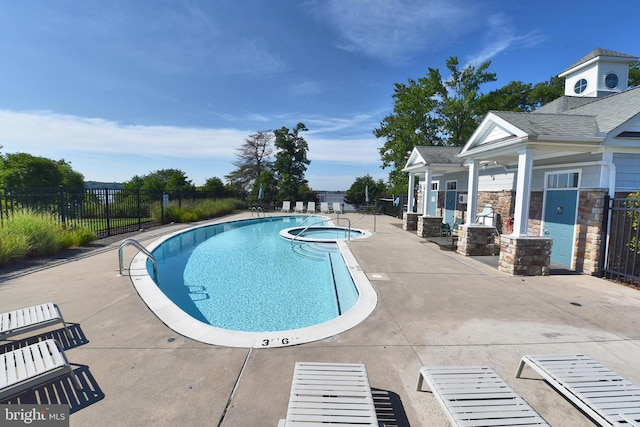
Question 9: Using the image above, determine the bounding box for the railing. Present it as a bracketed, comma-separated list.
[599, 196, 640, 286]
[251, 206, 265, 217]
[118, 238, 158, 282]
[290, 217, 352, 247]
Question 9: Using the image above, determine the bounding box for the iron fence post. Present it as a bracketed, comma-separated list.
[58, 185, 66, 228]
[598, 194, 610, 278]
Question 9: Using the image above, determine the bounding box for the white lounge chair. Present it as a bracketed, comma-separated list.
[306, 202, 315, 213]
[516, 354, 640, 426]
[1, 339, 80, 401]
[332, 202, 342, 214]
[476, 204, 493, 225]
[281, 201, 291, 213]
[279, 362, 378, 426]
[418, 366, 549, 426]
[320, 202, 330, 213]
[1, 303, 69, 341]
[294, 201, 304, 213]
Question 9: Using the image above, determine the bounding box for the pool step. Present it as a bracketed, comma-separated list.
[291, 242, 336, 260]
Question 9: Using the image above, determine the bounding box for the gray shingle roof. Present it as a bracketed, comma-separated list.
[491, 111, 599, 137]
[497, 86, 640, 137]
[560, 48, 638, 75]
[414, 146, 463, 165]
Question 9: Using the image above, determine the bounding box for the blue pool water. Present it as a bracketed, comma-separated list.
[149, 216, 360, 332]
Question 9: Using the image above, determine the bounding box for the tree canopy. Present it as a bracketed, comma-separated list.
[344, 174, 386, 208]
[0, 152, 84, 189]
[224, 130, 274, 192]
[273, 122, 311, 201]
[123, 168, 194, 192]
[375, 56, 497, 192]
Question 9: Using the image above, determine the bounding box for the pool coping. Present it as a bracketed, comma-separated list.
[128, 217, 378, 348]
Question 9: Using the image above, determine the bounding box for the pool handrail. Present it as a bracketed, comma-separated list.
[290, 217, 352, 247]
[119, 238, 158, 281]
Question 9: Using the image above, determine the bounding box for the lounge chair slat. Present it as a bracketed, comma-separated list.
[280, 362, 378, 426]
[418, 366, 549, 426]
[0, 339, 79, 400]
[418, 366, 548, 426]
[516, 353, 640, 426]
[0, 303, 69, 341]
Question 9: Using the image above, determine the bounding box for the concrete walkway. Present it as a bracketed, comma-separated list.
[1, 212, 640, 426]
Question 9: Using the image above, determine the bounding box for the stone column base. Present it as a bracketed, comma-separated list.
[498, 235, 552, 276]
[456, 225, 500, 256]
[417, 216, 443, 237]
[403, 213, 419, 231]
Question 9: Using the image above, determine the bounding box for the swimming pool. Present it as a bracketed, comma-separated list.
[128, 215, 377, 348]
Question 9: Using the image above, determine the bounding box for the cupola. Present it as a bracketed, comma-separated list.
[558, 48, 638, 98]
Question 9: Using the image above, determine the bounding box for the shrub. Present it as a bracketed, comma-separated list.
[151, 198, 245, 223]
[0, 209, 96, 267]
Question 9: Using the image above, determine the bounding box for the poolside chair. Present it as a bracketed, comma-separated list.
[1, 303, 70, 341]
[320, 202, 330, 213]
[294, 201, 304, 213]
[516, 354, 640, 426]
[332, 202, 342, 214]
[1, 339, 81, 401]
[306, 201, 315, 213]
[281, 201, 291, 213]
[476, 204, 493, 225]
[279, 362, 378, 426]
[418, 365, 549, 426]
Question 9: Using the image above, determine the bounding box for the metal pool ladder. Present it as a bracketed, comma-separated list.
[118, 238, 158, 281]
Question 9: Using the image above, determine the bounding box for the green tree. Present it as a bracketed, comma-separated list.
[0, 152, 64, 188]
[528, 75, 564, 109]
[375, 56, 496, 192]
[250, 169, 278, 207]
[200, 177, 225, 197]
[123, 169, 194, 192]
[374, 78, 441, 193]
[56, 159, 85, 189]
[273, 123, 311, 201]
[344, 175, 386, 208]
[225, 130, 274, 192]
[432, 57, 497, 146]
[629, 62, 640, 87]
[477, 81, 534, 114]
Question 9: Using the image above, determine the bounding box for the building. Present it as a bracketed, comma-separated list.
[402, 48, 640, 276]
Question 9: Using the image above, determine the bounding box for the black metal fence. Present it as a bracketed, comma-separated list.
[378, 194, 408, 218]
[0, 187, 224, 239]
[599, 195, 640, 286]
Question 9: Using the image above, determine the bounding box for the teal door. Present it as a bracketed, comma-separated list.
[444, 191, 456, 225]
[544, 189, 578, 268]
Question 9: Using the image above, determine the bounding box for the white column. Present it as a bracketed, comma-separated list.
[467, 159, 479, 224]
[422, 169, 433, 217]
[407, 173, 415, 213]
[513, 148, 534, 236]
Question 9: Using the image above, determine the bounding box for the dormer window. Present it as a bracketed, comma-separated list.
[605, 73, 619, 89]
[574, 78, 588, 94]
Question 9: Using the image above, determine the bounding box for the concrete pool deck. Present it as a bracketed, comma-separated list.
[1, 211, 639, 426]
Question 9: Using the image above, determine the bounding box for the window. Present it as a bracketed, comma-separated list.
[574, 78, 588, 94]
[546, 171, 579, 189]
[605, 73, 619, 89]
[446, 181, 457, 190]
[431, 182, 439, 191]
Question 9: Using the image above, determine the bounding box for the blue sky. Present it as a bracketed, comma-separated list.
[0, 1, 638, 190]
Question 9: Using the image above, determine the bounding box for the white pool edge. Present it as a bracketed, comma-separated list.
[128, 218, 378, 348]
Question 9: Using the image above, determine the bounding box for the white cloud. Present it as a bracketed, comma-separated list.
[464, 14, 546, 68]
[315, 0, 476, 62]
[0, 109, 382, 164]
[0, 110, 245, 160]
